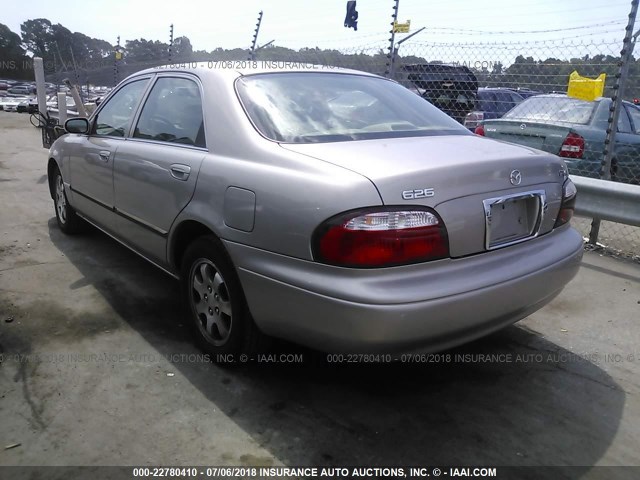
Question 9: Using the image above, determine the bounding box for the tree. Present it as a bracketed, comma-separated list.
[0, 23, 28, 79]
[124, 38, 170, 65]
[0, 23, 25, 57]
[21, 18, 53, 58]
[173, 36, 193, 60]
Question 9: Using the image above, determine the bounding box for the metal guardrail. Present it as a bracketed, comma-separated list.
[571, 175, 640, 228]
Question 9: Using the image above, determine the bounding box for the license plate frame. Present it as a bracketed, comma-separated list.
[483, 190, 547, 250]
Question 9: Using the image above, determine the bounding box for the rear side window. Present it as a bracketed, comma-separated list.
[94, 79, 148, 137]
[617, 108, 632, 133]
[495, 92, 516, 115]
[133, 77, 206, 147]
[477, 91, 497, 111]
[509, 92, 524, 104]
[626, 105, 640, 134]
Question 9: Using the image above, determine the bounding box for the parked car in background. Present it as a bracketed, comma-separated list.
[46, 95, 83, 121]
[17, 97, 39, 114]
[505, 87, 543, 99]
[400, 63, 478, 123]
[478, 94, 640, 184]
[464, 87, 525, 130]
[0, 82, 9, 91]
[47, 64, 582, 358]
[0, 96, 28, 112]
[8, 84, 36, 96]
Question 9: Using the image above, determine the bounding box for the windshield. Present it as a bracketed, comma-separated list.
[236, 73, 469, 143]
[504, 96, 596, 124]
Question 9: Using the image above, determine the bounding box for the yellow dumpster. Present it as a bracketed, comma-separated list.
[567, 71, 606, 102]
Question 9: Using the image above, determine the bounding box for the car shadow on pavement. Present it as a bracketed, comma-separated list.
[43, 219, 624, 476]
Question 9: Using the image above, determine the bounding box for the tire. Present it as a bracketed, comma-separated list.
[52, 166, 85, 234]
[181, 235, 268, 362]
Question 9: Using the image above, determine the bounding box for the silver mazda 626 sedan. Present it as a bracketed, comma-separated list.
[47, 63, 583, 357]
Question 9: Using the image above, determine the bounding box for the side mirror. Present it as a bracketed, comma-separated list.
[65, 118, 90, 134]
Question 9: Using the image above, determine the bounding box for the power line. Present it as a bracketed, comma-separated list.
[423, 20, 625, 35]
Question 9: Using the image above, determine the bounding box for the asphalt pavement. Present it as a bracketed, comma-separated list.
[0, 112, 639, 479]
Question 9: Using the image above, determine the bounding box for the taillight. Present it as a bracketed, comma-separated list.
[474, 124, 485, 136]
[554, 178, 577, 228]
[559, 132, 584, 158]
[464, 111, 484, 129]
[312, 208, 449, 268]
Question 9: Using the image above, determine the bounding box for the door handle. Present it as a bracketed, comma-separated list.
[98, 151, 110, 162]
[170, 164, 191, 181]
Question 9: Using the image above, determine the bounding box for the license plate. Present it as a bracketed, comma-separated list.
[505, 134, 544, 150]
[483, 191, 545, 249]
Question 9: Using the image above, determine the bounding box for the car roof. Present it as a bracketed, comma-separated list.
[130, 62, 380, 83]
[478, 87, 523, 93]
[401, 63, 475, 73]
[525, 93, 613, 102]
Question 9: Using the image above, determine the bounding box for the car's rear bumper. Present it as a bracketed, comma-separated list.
[224, 226, 583, 353]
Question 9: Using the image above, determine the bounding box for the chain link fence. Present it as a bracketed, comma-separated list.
[249, 33, 640, 256]
[19, 2, 640, 256]
[387, 39, 640, 256]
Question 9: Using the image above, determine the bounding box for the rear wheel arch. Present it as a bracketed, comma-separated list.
[169, 220, 220, 273]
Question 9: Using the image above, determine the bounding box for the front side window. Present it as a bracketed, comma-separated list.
[133, 77, 205, 147]
[94, 79, 148, 137]
[236, 73, 468, 143]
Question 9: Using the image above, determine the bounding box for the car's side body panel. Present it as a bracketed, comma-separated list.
[113, 142, 206, 265]
[67, 135, 122, 234]
[170, 144, 383, 267]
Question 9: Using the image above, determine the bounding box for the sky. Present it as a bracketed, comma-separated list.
[3, 0, 635, 55]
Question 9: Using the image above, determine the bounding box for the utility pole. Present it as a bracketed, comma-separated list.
[384, 0, 400, 78]
[69, 46, 81, 101]
[169, 24, 174, 63]
[389, 27, 425, 79]
[114, 35, 121, 87]
[248, 11, 264, 61]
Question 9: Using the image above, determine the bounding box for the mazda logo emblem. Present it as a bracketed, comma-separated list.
[520, 124, 526, 130]
[510, 170, 522, 185]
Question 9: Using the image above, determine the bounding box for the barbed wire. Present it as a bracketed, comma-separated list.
[423, 20, 626, 36]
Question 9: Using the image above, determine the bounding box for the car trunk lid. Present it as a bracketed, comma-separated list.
[280, 135, 566, 257]
[482, 119, 575, 156]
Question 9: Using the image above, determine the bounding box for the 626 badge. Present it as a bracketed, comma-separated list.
[402, 188, 435, 200]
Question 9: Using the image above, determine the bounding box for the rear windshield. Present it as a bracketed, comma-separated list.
[504, 96, 596, 124]
[235, 72, 469, 143]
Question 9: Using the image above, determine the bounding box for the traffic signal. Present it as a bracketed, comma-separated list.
[344, 1, 358, 31]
